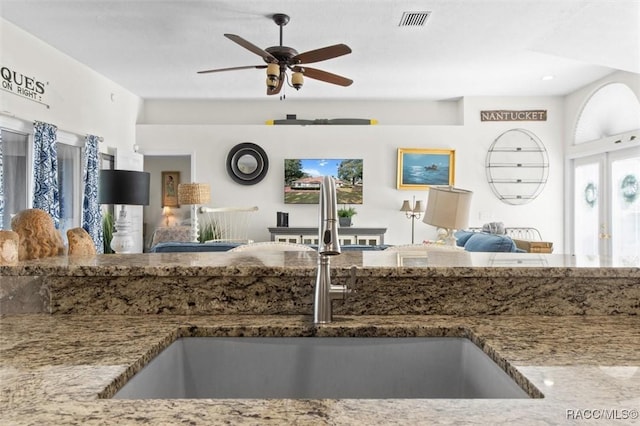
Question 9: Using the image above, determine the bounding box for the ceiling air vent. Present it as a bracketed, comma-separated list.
[399, 11, 431, 27]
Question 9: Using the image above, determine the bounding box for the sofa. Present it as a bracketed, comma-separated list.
[148, 230, 523, 254]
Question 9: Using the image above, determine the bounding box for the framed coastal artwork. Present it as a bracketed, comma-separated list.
[161, 171, 180, 207]
[397, 148, 455, 190]
[284, 158, 363, 204]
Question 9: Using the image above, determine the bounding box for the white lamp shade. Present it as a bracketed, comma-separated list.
[423, 186, 473, 230]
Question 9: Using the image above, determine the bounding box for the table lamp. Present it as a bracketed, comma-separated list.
[162, 206, 173, 227]
[400, 196, 424, 244]
[98, 170, 150, 253]
[178, 183, 211, 242]
[423, 186, 473, 246]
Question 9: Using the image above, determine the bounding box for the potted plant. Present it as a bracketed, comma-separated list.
[338, 205, 357, 227]
[102, 211, 114, 253]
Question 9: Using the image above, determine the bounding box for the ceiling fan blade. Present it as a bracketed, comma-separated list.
[224, 34, 278, 63]
[197, 65, 267, 74]
[267, 72, 285, 95]
[292, 44, 352, 64]
[292, 66, 353, 87]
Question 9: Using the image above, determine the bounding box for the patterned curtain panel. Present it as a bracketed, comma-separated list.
[82, 135, 103, 253]
[33, 121, 60, 228]
[0, 131, 4, 230]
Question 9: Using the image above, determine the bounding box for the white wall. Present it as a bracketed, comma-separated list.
[137, 95, 565, 249]
[141, 99, 463, 126]
[1, 18, 141, 154]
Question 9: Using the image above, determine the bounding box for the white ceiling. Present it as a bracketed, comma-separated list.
[1, 0, 639, 100]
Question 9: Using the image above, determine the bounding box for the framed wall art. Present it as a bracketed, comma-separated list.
[284, 158, 363, 204]
[161, 171, 180, 207]
[397, 148, 455, 190]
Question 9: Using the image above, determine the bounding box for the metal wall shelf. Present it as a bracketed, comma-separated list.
[486, 129, 549, 205]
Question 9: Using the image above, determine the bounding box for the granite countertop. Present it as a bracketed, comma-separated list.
[1, 314, 639, 425]
[1, 251, 639, 277]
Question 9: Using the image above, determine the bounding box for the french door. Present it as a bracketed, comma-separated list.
[572, 146, 640, 258]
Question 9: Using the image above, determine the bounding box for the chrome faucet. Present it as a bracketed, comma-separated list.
[313, 176, 347, 324]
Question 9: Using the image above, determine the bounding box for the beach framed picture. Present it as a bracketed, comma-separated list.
[161, 171, 180, 207]
[397, 148, 455, 190]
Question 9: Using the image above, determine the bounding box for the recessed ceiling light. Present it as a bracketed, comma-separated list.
[541, 75, 555, 81]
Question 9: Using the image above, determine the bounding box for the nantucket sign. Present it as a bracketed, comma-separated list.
[481, 110, 547, 121]
[1, 65, 49, 108]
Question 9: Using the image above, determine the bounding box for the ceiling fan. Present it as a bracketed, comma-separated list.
[197, 13, 353, 96]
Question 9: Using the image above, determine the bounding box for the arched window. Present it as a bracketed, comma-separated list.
[574, 83, 640, 144]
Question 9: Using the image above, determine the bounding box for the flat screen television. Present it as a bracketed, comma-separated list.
[284, 158, 363, 204]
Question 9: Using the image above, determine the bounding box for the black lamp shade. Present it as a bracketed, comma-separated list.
[99, 170, 150, 205]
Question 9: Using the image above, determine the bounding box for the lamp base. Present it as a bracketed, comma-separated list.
[110, 206, 135, 253]
[190, 205, 200, 242]
[441, 228, 458, 247]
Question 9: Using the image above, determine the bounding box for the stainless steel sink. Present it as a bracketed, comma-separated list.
[113, 337, 534, 399]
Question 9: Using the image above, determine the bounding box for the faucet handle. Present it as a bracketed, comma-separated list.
[330, 284, 349, 301]
[323, 229, 332, 244]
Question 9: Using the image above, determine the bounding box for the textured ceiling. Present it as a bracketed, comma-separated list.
[1, 0, 638, 100]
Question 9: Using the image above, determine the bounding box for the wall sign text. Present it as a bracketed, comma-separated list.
[481, 110, 547, 122]
[1, 65, 49, 108]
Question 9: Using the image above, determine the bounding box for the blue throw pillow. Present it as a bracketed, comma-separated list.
[463, 233, 519, 252]
[454, 230, 475, 247]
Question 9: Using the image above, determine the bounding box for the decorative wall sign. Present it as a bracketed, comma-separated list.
[0, 65, 49, 108]
[396, 148, 455, 190]
[481, 110, 547, 122]
[485, 128, 549, 205]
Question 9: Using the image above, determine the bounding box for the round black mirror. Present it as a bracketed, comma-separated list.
[226, 142, 269, 185]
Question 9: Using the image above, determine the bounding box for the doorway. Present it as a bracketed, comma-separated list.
[143, 154, 192, 250]
[572, 145, 640, 258]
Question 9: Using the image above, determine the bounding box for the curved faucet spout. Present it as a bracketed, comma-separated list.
[318, 176, 341, 256]
[314, 176, 343, 324]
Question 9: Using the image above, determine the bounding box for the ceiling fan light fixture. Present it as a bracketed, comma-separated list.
[267, 63, 280, 82]
[266, 76, 278, 90]
[199, 14, 353, 96]
[292, 72, 304, 90]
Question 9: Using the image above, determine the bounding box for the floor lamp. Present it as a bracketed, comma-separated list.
[423, 186, 473, 246]
[400, 196, 424, 244]
[178, 183, 211, 242]
[98, 170, 150, 253]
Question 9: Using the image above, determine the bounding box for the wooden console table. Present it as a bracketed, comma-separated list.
[268, 227, 387, 246]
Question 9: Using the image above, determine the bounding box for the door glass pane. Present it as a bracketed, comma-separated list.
[611, 156, 640, 259]
[574, 163, 599, 255]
